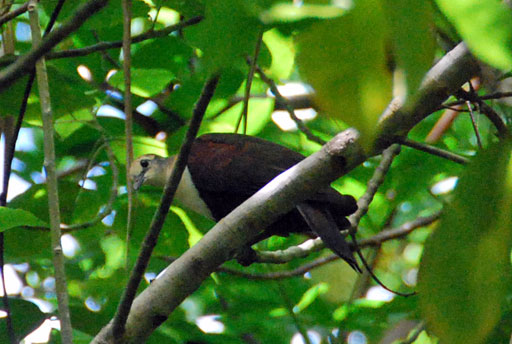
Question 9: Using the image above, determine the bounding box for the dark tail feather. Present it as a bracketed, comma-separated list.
[297, 203, 361, 273]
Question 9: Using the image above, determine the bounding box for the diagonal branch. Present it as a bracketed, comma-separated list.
[0, 1, 29, 26]
[0, 16, 203, 68]
[0, 0, 108, 91]
[398, 137, 470, 165]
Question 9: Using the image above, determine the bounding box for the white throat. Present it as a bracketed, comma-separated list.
[175, 167, 214, 220]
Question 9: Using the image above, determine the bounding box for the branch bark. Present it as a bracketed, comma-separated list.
[0, 0, 108, 92]
[92, 42, 480, 343]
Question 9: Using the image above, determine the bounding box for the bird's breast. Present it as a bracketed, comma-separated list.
[175, 167, 215, 220]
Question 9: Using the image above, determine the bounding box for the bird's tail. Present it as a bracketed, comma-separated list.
[297, 203, 361, 273]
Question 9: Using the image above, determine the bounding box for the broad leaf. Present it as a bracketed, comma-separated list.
[436, 0, 512, 70]
[418, 142, 512, 344]
[0, 207, 48, 231]
[297, 0, 391, 149]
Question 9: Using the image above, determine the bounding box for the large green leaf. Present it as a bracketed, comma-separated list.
[0, 207, 48, 231]
[435, 0, 512, 70]
[418, 141, 512, 344]
[185, 0, 264, 73]
[296, 0, 392, 149]
[383, 0, 436, 96]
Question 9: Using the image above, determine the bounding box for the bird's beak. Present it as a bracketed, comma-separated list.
[132, 172, 146, 191]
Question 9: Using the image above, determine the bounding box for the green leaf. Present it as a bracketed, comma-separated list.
[0, 298, 47, 342]
[435, 0, 512, 70]
[296, 0, 392, 149]
[418, 142, 512, 344]
[203, 97, 274, 135]
[108, 69, 175, 98]
[262, 29, 295, 79]
[0, 208, 48, 231]
[383, 0, 436, 96]
[294, 282, 329, 313]
[132, 36, 193, 78]
[171, 206, 203, 247]
[260, 3, 344, 24]
[185, 0, 263, 73]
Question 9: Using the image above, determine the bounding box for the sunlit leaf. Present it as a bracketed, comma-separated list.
[294, 282, 329, 313]
[262, 29, 295, 79]
[171, 206, 203, 247]
[260, 3, 344, 24]
[435, 0, 512, 70]
[418, 142, 512, 344]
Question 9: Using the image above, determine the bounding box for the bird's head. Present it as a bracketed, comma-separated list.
[129, 154, 175, 190]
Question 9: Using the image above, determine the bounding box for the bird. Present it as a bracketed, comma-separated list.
[129, 133, 360, 272]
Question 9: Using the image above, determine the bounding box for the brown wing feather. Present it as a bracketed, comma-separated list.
[188, 133, 304, 195]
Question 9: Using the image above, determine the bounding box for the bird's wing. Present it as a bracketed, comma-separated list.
[187, 133, 305, 195]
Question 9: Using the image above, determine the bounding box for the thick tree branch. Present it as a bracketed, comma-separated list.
[93, 42, 480, 343]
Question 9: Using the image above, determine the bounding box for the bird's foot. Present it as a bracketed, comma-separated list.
[235, 247, 257, 266]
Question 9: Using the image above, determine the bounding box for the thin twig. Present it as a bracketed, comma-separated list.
[444, 91, 512, 108]
[252, 212, 440, 264]
[0, 1, 28, 26]
[111, 75, 220, 340]
[28, 1, 72, 342]
[398, 137, 470, 165]
[0, 0, 108, 91]
[64, 130, 119, 232]
[466, 101, 482, 149]
[440, 105, 470, 112]
[350, 145, 401, 228]
[347, 144, 415, 297]
[49, 16, 203, 60]
[478, 102, 509, 139]
[251, 60, 325, 145]
[276, 280, 312, 344]
[445, 88, 509, 140]
[0, 15, 203, 68]
[236, 30, 263, 134]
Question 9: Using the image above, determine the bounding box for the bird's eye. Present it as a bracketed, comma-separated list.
[140, 160, 149, 168]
